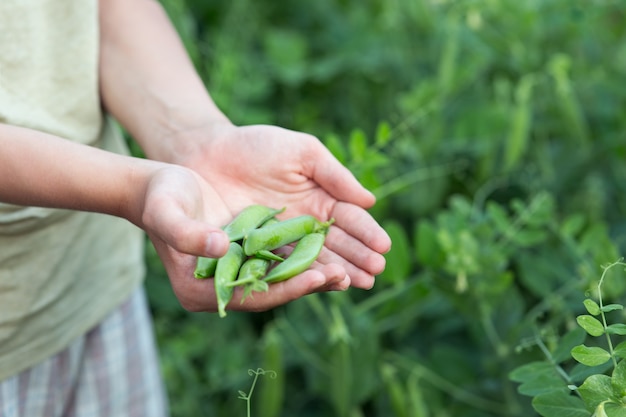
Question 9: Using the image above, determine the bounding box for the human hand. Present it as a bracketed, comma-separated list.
[170, 123, 392, 292]
[137, 164, 372, 312]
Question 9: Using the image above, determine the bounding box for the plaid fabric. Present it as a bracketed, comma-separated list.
[0, 287, 169, 417]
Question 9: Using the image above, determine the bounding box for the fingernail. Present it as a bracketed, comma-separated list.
[206, 231, 227, 256]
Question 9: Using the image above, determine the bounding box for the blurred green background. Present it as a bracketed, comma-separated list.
[141, 0, 626, 416]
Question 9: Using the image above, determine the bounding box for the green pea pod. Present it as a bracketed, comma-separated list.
[223, 205, 285, 242]
[194, 256, 218, 279]
[243, 215, 332, 256]
[231, 257, 271, 286]
[214, 242, 245, 318]
[263, 232, 326, 283]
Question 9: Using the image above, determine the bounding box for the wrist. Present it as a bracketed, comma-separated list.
[140, 101, 234, 164]
[153, 112, 236, 167]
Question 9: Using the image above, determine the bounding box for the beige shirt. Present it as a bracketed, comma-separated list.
[0, 0, 145, 380]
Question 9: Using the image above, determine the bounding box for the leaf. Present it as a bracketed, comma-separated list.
[510, 361, 568, 397]
[510, 361, 554, 383]
[606, 324, 626, 336]
[571, 345, 612, 367]
[531, 391, 589, 417]
[584, 299, 602, 316]
[614, 341, 626, 359]
[560, 213, 587, 238]
[604, 402, 626, 417]
[611, 360, 626, 397]
[602, 302, 625, 314]
[577, 315, 606, 337]
[577, 374, 615, 411]
[375, 121, 392, 147]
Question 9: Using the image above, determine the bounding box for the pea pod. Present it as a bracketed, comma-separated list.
[214, 242, 245, 317]
[194, 256, 218, 279]
[223, 205, 285, 242]
[230, 257, 272, 287]
[230, 257, 271, 301]
[263, 232, 326, 283]
[243, 215, 332, 256]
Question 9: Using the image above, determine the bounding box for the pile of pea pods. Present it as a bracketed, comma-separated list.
[194, 204, 334, 317]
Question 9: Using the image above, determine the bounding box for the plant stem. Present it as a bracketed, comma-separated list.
[596, 259, 626, 368]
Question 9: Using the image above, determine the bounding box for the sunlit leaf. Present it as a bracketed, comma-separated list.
[584, 299, 601, 316]
[577, 315, 605, 337]
[375, 121, 392, 147]
[577, 375, 615, 411]
[571, 345, 611, 366]
[611, 360, 626, 397]
[614, 341, 626, 359]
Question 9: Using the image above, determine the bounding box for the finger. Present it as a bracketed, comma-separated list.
[331, 201, 392, 255]
[316, 244, 377, 290]
[324, 225, 387, 276]
[303, 139, 376, 209]
[229, 263, 347, 312]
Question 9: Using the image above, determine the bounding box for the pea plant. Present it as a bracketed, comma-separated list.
[510, 260, 626, 417]
[237, 368, 277, 417]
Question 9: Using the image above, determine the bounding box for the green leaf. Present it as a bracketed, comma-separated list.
[571, 345, 612, 366]
[375, 121, 392, 147]
[614, 341, 626, 359]
[531, 390, 589, 417]
[606, 324, 626, 336]
[560, 213, 587, 238]
[577, 374, 615, 411]
[611, 360, 626, 397]
[584, 299, 602, 316]
[577, 315, 606, 337]
[605, 402, 626, 417]
[510, 361, 555, 383]
[602, 304, 624, 313]
[519, 372, 569, 397]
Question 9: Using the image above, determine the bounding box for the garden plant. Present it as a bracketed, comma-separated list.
[135, 0, 626, 416]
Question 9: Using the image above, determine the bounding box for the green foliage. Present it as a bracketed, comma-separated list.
[511, 261, 626, 417]
[142, 0, 626, 416]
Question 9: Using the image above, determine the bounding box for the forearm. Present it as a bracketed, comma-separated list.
[0, 123, 158, 225]
[98, 0, 231, 163]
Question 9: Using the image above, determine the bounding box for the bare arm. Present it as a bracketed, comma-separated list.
[98, 0, 229, 162]
[0, 123, 231, 259]
[0, 123, 145, 220]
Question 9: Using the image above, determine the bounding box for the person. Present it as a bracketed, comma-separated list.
[0, 0, 391, 415]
